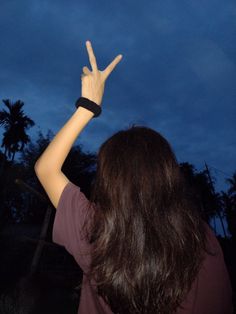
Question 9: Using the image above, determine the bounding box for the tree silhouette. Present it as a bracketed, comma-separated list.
[0, 156, 26, 228]
[179, 162, 222, 224]
[61, 144, 96, 198]
[0, 99, 35, 161]
[226, 172, 236, 196]
[222, 172, 236, 239]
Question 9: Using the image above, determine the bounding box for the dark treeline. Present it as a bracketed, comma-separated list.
[0, 99, 235, 236]
[0, 99, 235, 312]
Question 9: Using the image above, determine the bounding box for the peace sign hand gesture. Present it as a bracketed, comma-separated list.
[81, 41, 122, 106]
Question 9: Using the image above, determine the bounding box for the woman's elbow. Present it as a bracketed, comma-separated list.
[34, 159, 45, 177]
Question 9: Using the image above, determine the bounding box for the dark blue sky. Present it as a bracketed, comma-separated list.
[0, 0, 235, 192]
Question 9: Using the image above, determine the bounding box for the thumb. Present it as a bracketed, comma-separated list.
[83, 66, 91, 75]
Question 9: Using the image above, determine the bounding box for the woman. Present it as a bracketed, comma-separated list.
[35, 41, 233, 314]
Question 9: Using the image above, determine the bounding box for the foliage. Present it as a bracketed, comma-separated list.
[0, 99, 35, 161]
[0, 152, 26, 226]
[179, 162, 222, 222]
[221, 172, 236, 239]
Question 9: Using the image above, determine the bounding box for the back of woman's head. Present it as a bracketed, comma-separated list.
[89, 126, 206, 314]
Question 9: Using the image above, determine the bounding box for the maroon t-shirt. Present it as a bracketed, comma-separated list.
[53, 182, 233, 314]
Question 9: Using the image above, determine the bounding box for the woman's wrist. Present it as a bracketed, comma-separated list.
[75, 97, 102, 117]
[76, 106, 95, 119]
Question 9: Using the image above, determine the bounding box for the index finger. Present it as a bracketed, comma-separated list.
[86, 41, 98, 72]
[103, 54, 123, 80]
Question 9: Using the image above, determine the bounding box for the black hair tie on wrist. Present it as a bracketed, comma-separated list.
[75, 97, 102, 118]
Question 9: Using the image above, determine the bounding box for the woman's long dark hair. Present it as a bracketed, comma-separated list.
[88, 126, 206, 314]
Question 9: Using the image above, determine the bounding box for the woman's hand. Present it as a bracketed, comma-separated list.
[81, 41, 122, 106]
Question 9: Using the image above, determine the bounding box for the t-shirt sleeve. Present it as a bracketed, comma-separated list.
[52, 181, 93, 273]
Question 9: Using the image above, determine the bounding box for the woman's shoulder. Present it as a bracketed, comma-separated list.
[178, 222, 233, 314]
[198, 222, 233, 312]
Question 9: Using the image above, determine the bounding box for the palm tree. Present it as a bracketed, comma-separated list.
[0, 99, 35, 161]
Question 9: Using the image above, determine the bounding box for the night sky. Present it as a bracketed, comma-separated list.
[0, 0, 236, 192]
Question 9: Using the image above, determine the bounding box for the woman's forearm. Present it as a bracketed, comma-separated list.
[35, 107, 94, 174]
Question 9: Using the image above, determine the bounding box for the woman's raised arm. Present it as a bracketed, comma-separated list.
[34, 41, 122, 208]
